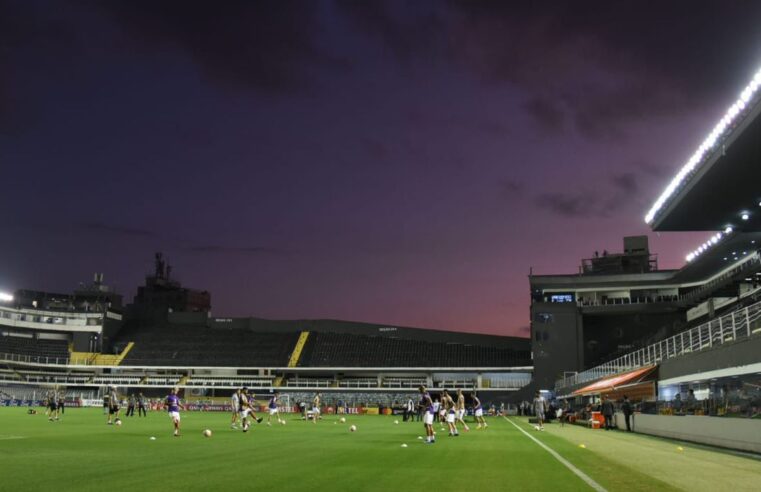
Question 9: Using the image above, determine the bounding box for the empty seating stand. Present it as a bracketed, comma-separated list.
[0, 335, 69, 362]
[114, 325, 299, 367]
[298, 332, 530, 367]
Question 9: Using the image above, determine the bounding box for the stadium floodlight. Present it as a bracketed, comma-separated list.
[686, 253, 695, 262]
[741, 212, 750, 221]
[644, 65, 761, 224]
[725, 226, 733, 234]
[0, 292, 13, 302]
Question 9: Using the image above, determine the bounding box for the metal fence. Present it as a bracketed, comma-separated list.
[555, 298, 761, 392]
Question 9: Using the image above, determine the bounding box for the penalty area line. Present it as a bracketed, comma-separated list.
[504, 417, 607, 492]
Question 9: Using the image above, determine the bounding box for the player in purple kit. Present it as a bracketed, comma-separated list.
[166, 387, 184, 437]
[472, 392, 488, 430]
[418, 385, 435, 444]
[267, 391, 283, 426]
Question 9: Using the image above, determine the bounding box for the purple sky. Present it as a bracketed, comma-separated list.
[2, 1, 761, 337]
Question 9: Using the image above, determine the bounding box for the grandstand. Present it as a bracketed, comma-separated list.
[0, 274, 532, 406]
[298, 331, 529, 367]
[114, 323, 299, 367]
[0, 332, 69, 362]
[530, 65, 761, 453]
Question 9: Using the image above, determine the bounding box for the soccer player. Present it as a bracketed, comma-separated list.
[419, 386, 435, 444]
[231, 388, 240, 429]
[48, 390, 59, 421]
[533, 391, 547, 430]
[238, 388, 263, 432]
[472, 392, 487, 429]
[267, 391, 282, 425]
[312, 392, 321, 424]
[57, 393, 65, 415]
[107, 386, 121, 425]
[166, 387, 184, 437]
[455, 389, 470, 432]
[441, 390, 458, 437]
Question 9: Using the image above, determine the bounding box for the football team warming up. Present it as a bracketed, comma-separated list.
[65, 385, 498, 441]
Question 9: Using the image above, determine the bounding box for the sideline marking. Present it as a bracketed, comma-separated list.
[504, 417, 607, 492]
[0, 436, 26, 441]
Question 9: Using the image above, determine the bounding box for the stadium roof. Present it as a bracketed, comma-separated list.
[572, 365, 656, 396]
[530, 232, 761, 289]
[647, 67, 761, 232]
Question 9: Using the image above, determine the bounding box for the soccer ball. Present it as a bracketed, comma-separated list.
[394, 420, 399, 424]
[114, 419, 122, 426]
[349, 425, 357, 432]
[339, 417, 346, 423]
[279, 419, 286, 425]
[203, 429, 212, 438]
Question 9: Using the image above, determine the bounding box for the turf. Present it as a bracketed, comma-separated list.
[0, 409, 759, 491]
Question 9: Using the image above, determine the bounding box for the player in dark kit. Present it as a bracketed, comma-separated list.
[48, 391, 59, 421]
[126, 394, 135, 417]
[137, 392, 147, 417]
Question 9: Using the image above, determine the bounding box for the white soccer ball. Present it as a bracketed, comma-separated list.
[349, 425, 357, 432]
[149, 436, 156, 441]
[339, 417, 346, 423]
[203, 429, 212, 438]
[280, 419, 286, 425]
[114, 419, 122, 427]
[394, 420, 399, 424]
[401, 443, 408, 448]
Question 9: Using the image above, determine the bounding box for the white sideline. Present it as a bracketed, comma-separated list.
[0, 436, 26, 440]
[504, 417, 607, 492]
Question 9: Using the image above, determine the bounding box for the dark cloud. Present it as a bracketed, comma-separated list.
[184, 245, 288, 256]
[0, 0, 78, 134]
[94, 0, 331, 94]
[611, 172, 638, 195]
[337, 0, 761, 140]
[523, 97, 565, 134]
[360, 137, 390, 159]
[535, 191, 599, 218]
[536, 172, 641, 218]
[498, 179, 525, 199]
[80, 222, 156, 238]
[336, 0, 448, 64]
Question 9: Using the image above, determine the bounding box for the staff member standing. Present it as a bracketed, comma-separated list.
[137, 392, 147, 417]
[622, 395, 633, 432]
[601, 395, 615, 430]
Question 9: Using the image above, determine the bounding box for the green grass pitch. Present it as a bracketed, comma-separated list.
[1, 408, 759, 491]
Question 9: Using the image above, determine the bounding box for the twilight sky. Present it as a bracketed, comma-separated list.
[2, 0, 761, 337]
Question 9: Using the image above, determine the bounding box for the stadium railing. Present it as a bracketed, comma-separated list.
[555, 298, 761, 392]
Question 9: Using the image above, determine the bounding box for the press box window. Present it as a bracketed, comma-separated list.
[550, 294, 574, 303]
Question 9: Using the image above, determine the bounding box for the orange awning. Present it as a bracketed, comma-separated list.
[573, 365, 657, 396]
